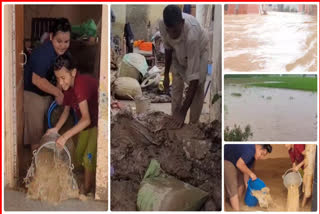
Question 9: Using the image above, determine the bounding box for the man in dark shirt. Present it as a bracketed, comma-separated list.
[224, 144, 272, 211]
[24, 18, 71, 151]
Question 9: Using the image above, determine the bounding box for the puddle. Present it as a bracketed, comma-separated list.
[224, 12, 317, 72]
[224, 84, 317, 141]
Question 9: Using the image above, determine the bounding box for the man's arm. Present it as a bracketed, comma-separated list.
[180, 80, 198, 115]
[55, 106, 70, 131]
[236, 158, 257, 180]
[46, 106, 70, 134]
[56, 100, 91, 149]
[294, 161, 305, 172]
[163, 49, 173, 93]
[32, 72, 63, 97]
[62, 100, 91, 140]
[243, 173, 250, 188]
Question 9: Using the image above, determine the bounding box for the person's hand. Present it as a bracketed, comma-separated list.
[55, 91, 64, 105]
[56, 135, 67, 150]
[291, 163, 298, 172]
[249, 173, 257, 181]
[167, 110, 186, 129]
[46, 127, 58, 135]
[163, 73, 170, 95]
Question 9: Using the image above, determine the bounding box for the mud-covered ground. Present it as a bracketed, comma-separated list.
[111, 110, 222, 211]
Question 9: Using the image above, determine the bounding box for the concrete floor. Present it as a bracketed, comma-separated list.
[4, 189, 107, 211]
[5, 140, 106, 211]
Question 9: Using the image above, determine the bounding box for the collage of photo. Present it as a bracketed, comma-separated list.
[2, 2, 319, 213]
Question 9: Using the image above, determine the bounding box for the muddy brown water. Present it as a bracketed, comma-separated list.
[224, 12, 317, 72]
[224, 84, 317, 141]
[26, 149, 79, 205]
[225, 158, 312, 211]
[111, 110, 221, 211]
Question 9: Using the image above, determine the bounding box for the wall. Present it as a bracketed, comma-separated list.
[111, 5, 126, 40]
[284, 4, 299, 12]
[210, 5, 222, 122]
[113, 5, 167, 41]
[4, 4, 16, 188]
[112, 5, 199, 41]
[147, 5, 167, 36]
[299, 4, 317, 16]
[24, 5, 102, 40]
[125, 5, 150, 41]
[95, 5, 108, 201]
[24, 5, 102, 78]
[267, 144, 290, 159]
[225, 4, 260, 15]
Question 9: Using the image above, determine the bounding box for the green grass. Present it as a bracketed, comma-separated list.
[231, 93, 242, 97]
[225, 75, 317, 92]
[224, 124, 253, 141]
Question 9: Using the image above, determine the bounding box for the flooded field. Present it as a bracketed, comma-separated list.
[224, 12, 318, 72]
[224, 84, 317, 141]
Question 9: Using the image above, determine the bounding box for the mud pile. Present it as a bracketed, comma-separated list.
[111, 110, 221, 211]
[26, 149, 79, 205]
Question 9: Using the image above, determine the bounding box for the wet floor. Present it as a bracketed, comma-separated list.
[4, 189, 107, 211]
[224, 12, 318, 72]
[224, 158, 313, 211]
[224, 84, 317, 141]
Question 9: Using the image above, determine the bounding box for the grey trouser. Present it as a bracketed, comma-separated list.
[24, 90, 51, 146]
[170, 51, 208, 123]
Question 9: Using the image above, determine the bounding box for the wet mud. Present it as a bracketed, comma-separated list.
[111, 110, 221, 211]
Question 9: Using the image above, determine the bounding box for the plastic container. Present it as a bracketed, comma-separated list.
[282, 169, 302, 189]
[244, 178, 266, 207]
[135, 96, 150, 114]
[141, 73, 161, 88]
[36, 133, 72, 168]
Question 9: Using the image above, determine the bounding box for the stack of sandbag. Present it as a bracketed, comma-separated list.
[119, 53, 148, 81]
[113, 77, 142, 100]
[137, 159, 209, 211]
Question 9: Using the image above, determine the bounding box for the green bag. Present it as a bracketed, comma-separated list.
[71, 19, 97, 38]
[137, 159, 209, 211]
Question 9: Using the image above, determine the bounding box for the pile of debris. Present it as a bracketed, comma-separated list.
[111, 109, 221, 211]
[111, 52, 171, 103]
